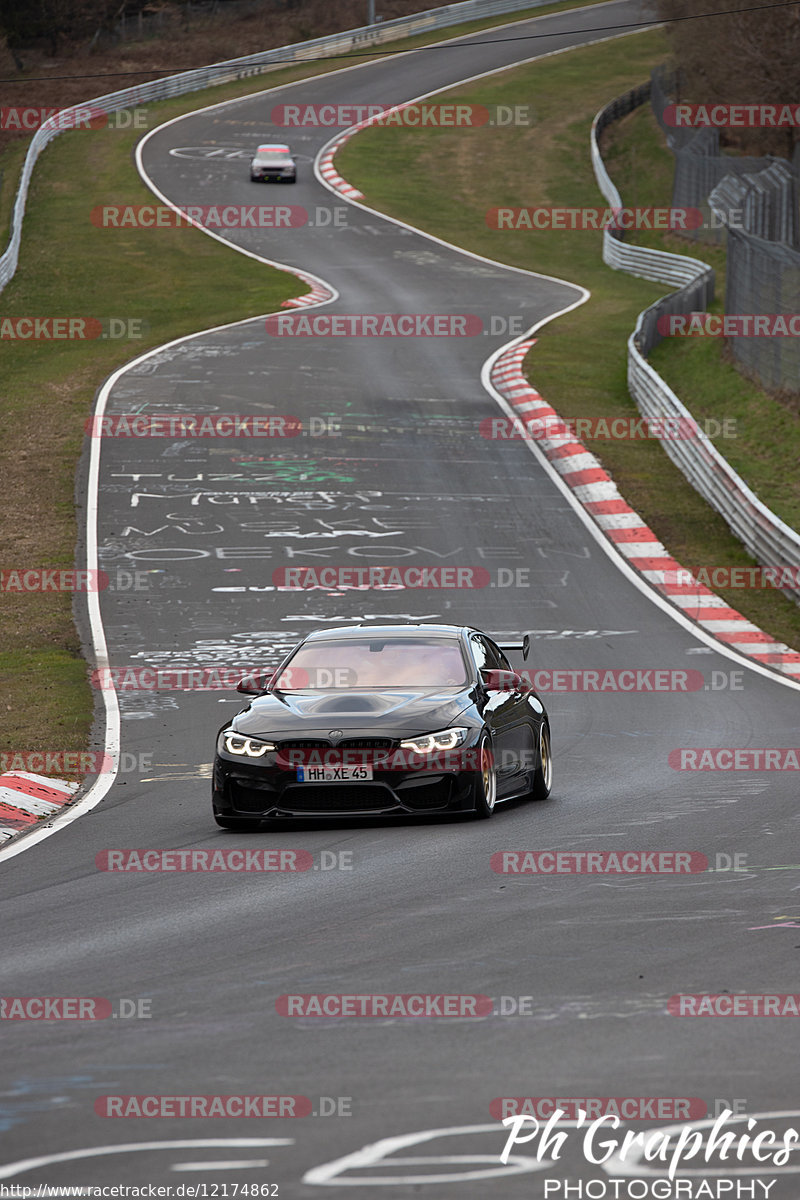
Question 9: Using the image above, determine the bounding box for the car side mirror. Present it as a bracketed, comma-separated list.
[480, 668, 523, 692]
[236, 672, 272, 695]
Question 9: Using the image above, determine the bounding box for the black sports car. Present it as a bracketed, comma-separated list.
[212, 623, 552, 827]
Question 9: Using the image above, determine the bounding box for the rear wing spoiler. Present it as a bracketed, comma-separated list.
[497, 634, 530, 661]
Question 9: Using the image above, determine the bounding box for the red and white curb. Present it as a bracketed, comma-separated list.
[492, 340, 800, 680]
[317, 123, 800, 680]
[281, 267, 335, 309]
[317, 98, 441, 204]
[318, 129, 365, 201]
[0, 772, 79, 843]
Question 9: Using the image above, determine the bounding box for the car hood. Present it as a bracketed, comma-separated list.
[232, 689, 474, 738]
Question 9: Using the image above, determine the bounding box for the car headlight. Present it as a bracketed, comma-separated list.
[219, 730, 276, 757]
[399, 727, 468, 754]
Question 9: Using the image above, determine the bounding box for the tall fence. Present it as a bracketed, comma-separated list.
[592, 86, 800, 605]
[717, 225, 800, 391]
[0, 0, 560, 295]
[651, 65, 797, 248]
[652, 64, 800, 392]
[106, 1, 266, 46]
[97, 0, 449, 47]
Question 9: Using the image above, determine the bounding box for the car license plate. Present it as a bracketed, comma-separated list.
[297, 764, 373, 782]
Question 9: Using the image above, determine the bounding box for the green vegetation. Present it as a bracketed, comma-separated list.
[3, 6, 798, 779]
[0, 0, 618, 769]
[338, 27, 800, 649]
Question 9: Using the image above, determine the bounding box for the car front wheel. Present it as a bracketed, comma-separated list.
[528, 721, 553, 800]
[472, 733, 497, 819]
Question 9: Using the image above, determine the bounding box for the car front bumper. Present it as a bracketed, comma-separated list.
[212, 748, 480, 818]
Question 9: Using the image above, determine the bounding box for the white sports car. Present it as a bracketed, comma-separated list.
[249, 143, 297, 183]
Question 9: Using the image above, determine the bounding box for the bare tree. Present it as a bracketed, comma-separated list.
[657, 0, 800, 155]
[0, 0, 159, 55]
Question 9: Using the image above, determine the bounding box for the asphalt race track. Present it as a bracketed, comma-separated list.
[3, 1, 800, 1195]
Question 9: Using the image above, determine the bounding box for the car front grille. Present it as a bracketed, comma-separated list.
[275, 738, 396, 750]
[279, 785, 399, 813]
[275, 739, 331, 750]
[275, 737, 397, 765]
[338, 738, 396, 750]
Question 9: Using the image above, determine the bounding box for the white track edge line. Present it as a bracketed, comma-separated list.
[4, 1, 627, 862]
[312, 26, 800, 694]
[6, 4, 785, 864]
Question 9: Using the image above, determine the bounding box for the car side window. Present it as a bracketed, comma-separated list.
[469, 634, 489, 672]
[486, 638, 512, 670]
[471, 635, 504, 672]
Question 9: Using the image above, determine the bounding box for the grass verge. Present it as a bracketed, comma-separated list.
[0, 123, 299, 773]
[602, 104, 800, 533]
[0, 0, 624, 778]
[337, 26, 800, 651]
[0, 0, 617, 236]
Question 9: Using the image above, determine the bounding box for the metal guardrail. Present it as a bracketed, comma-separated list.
[590, 84, 713, 292]
[0, 0, 560, 293]
[591, 87, 800, 603]
[12, 8, 800, 601]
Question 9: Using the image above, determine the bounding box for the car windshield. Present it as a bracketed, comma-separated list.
[273, 638, 468, 689]
[257, 147, 290, 159]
